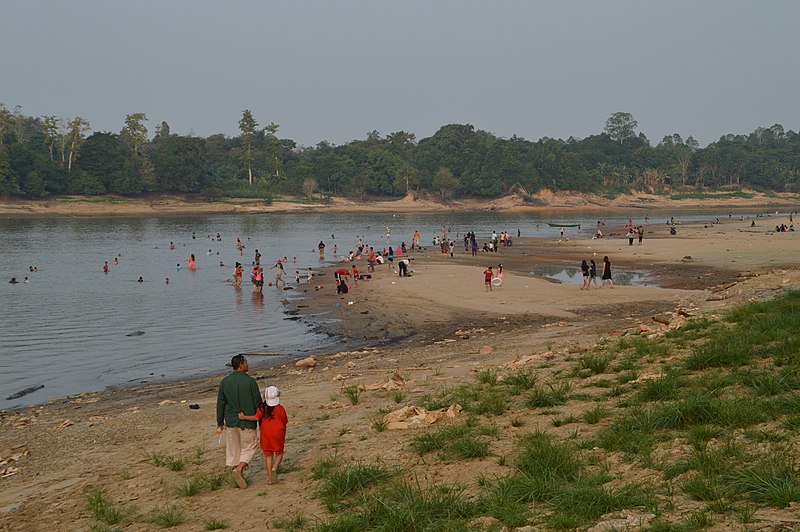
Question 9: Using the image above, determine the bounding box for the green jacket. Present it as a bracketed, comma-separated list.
[216, 371, 262, 429]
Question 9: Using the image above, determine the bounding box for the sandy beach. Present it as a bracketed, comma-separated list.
[1, 211, 799, 530]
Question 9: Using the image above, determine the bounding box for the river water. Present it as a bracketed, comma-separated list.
[0, 208, 767, 407]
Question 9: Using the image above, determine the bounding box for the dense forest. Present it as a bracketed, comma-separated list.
[0, 104, 798, 200]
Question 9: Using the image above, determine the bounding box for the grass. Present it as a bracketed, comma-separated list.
[526, 381, 571, 408]
[722, 451, 800, 507]
[146, 451, 187, 472]
[342, 385, 361, 405]
[503, 368, 538, 392]
[475, 368, 498, 385]
[578, 353, 614, 375]
[637, 371, 683, 402]
[368, 413, 388, 432]
[317, 481, 476, 530]
[410, 418, 496, 460]
[150, 504, 185, 528]
[582, 405, 610, 424]
[175, 476, 206, 497]
[272, 512, 307, 530]
[389, 390, 406, 403]
[510, 417, 525, 427]
[314, 461, 395, 511]
[85, 488, 129, 525]
[204, 518, 229, 530]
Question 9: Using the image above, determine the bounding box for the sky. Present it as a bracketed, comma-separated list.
[1, 1, 798, 148]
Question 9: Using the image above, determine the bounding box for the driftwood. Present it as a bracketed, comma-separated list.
[652, 316, 671, 325]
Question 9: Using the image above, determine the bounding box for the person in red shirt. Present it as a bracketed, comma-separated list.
[239, 385, 288, 485]
[352, 264, 360, 287]
[335, 268, 350, 294]
[483, 266, 493, 292]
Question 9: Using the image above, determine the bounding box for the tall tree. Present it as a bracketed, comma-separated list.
[122, 113, 149, 156]
[604, 112, 638, 143]
[238, 110, 258, 185]
[432, 166, 460, 200]
[42, 116, 59, 161]
[67, 117, 91, 172]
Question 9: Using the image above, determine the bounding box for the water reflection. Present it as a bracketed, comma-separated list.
[530, 266, 654, 287]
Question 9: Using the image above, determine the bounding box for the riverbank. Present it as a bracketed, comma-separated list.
[1, 215, 799, 530]
[1, 189, 799, 217]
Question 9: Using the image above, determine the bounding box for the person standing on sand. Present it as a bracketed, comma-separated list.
[589, 259, 598, 288]
[217, 355, 261, 489]
[580, 260, 590, 290]
[600, 256, 614, 289]
[627, 228, 635, 246]
[238, 385, 288, 485]
[484, 266, 493, 292]
[638, 226, 644, 245]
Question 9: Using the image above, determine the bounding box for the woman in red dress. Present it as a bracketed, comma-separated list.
[239, 385, 288, 484]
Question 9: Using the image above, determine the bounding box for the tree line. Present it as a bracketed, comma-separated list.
[1, 105, 798, 200]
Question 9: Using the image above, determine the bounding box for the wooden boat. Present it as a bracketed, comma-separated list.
[546, 223, 581, 228]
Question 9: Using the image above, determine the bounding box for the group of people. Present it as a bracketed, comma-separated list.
[579, 256, 614, 289]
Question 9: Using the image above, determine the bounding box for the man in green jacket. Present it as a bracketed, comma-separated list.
[216, 354, 261, 488]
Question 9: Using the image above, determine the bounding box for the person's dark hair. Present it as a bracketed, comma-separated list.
[256, 403, 276, 420]
[603, 256, 610, 263]
[231, 354, 246, 370]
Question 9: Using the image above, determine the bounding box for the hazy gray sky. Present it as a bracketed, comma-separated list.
[2, 1, 798, 147]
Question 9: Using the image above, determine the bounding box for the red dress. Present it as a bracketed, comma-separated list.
[256, 404, 288, 453]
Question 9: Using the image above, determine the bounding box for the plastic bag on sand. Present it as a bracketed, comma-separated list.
[365, 371, 405, 391]
[383, 404, 462, 430]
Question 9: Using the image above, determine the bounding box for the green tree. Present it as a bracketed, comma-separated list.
[121, 113, 149, 156]
[604, 112, 638, 143]
[42, 116, 60, 161]
[67, 117, 91, 172]
[238, 110, 258, 185]
[432, 166, 460, 200]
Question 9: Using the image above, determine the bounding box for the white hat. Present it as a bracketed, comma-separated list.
[265, 385, 280, 406]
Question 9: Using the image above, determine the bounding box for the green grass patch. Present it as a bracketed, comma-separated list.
[85, 487, 129, 526]
[317, 481, 476, 530]
[314, 460, 395, 511]
[526, 381, 571, 408]
[150, 504, 185, 528]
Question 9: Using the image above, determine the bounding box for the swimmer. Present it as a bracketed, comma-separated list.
[9, 277, 18, 284]
[103, 261, 109, 273]
[219, 261, 225, 267]
[233, 262, 243, 288]
[170, 241, 175, 250]
[165, 277, 170, 284]
[23, 276, 29, 283]
[113, 257, 119, 265]
[137, 276, 144, 283]
[176, 263, 182, 270]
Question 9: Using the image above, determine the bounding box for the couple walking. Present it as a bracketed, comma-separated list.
[580, 256, 614, 289]
[216, 355, 288, 488]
